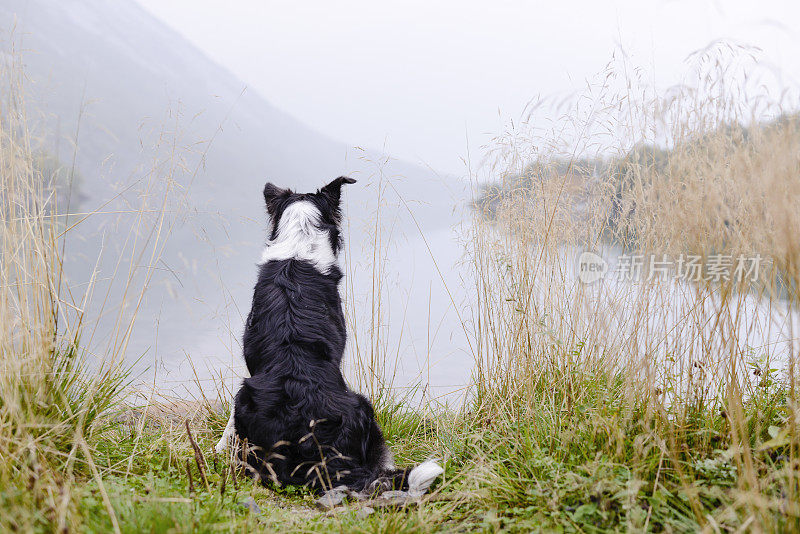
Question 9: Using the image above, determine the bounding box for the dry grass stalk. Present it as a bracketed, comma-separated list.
[185, 420, 210, 492]
[185, 458, 195, 495]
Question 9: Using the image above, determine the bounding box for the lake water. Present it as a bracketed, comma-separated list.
[73, 187, 798, 408]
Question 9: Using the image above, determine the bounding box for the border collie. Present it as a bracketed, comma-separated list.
[215, 177, 442, 496]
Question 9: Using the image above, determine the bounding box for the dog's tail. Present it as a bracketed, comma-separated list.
[375, 460, 444, 497]
[405, 459, 445, 497]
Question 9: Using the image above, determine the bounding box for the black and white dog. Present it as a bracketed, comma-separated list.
[215, 177, 441, 496]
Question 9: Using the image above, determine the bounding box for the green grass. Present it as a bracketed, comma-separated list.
[4, 352, 795, 533]
[1, 392, 469, 533]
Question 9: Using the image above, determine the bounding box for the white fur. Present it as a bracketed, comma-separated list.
[407, 459, 444, 498]
[382, 449, 396, 470]
[259, 200, 337, 274]
[214, 404, 236, 454]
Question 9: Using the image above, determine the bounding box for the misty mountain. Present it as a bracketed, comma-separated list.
[1, 0, 471, 398]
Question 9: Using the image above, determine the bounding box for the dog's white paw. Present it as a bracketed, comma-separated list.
[382, 449, 396, 470]
[214, 436, 229, 454]
[215, 404, 236, 454]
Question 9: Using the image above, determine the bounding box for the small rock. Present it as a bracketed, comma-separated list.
[368, 490, 417, 508]
[381, 490, 408, 499]
[316, 486, 349, 509]
[357, 506, 375, 518]
[238, 496, 261, 514]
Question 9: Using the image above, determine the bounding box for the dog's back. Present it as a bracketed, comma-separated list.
[229, 177, 441, 495]
[235, 257, 387, 490]
[242, 257, 346, 376]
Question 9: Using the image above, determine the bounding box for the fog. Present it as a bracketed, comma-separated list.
[136, 0, 800, 175]
[1, 0, 472, 403]
[2, 0, 799, 404]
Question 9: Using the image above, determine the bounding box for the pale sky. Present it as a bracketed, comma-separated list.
[136, 0, 800, 176]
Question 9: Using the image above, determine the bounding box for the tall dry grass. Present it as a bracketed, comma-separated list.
[468, 44, 800, 531]
[0, 49, 123, 532]
[0, 49, 191, 531]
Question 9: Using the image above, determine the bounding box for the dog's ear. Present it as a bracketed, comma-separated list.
[263, 182, 288, 212]
[319, 176, 356, 206]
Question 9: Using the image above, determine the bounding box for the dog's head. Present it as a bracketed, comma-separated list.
[261, 176, 356, 259]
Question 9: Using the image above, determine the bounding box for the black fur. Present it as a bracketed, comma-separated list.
[234, 177, 409, 494]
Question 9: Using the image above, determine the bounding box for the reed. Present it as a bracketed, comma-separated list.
[468, 43, 800, 532]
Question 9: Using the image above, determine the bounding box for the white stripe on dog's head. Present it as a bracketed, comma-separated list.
[259, 200, 337, 273]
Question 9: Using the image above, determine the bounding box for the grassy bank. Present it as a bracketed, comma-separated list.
[3, 47, 800, 532]
[3, 358, 796, 532]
